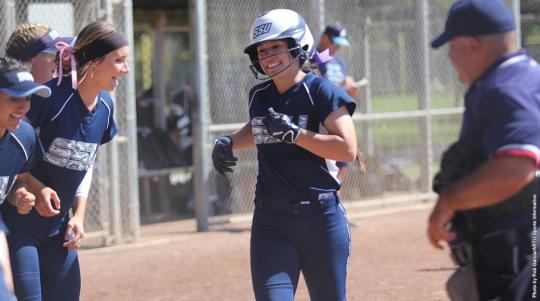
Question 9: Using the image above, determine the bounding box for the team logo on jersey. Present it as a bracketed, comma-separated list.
[251, 114, 308, 145]
[253, 22, 272, 39]
[44, 138, 98, 171]
[0, 177, 8, 201]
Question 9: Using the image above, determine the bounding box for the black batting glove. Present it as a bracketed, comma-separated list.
[212, 136, 237, 174]
[263, 107, 301, 144]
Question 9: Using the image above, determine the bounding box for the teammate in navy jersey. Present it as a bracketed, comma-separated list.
[6, 23, 72, 84]
[1, 21, 129, 301]
[212, 9, 357, 301]
[0, 57, 54, 301]
[428, 0, 540, 300]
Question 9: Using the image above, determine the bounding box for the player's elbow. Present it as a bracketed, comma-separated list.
[342, 145, 357, 163]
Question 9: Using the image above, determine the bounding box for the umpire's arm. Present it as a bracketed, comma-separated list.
[428, 156, 536, 249]
[439, 156, 536, 211]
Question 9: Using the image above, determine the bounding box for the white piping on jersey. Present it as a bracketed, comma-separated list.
[499, 54, 528, 69]
[50, 93, 75, 122]
[249, 83, 272, 110]
[9, 133, 29, 161]
[302, 82, 315, 106]
[100, 97, 111, 129]
[338, 202, 352, 298]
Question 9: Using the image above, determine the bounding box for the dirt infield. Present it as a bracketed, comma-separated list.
[80, 204, 454, 301]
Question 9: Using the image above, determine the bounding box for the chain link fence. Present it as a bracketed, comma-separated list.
[0, 0, 523, 241]
[205, 0, 519, 216]
[0, 0, 139, 245]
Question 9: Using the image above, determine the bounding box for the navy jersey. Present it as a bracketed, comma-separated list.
[4, 78, 117, 236]
[249, 72, 355, 204]
[0, 121, 43, 232]
[460, 50, 540, 164]
[318, 56, 348, 85]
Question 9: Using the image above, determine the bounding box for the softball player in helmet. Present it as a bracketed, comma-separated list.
[212, 9, 357, 301]
[0, 21, 129, 301]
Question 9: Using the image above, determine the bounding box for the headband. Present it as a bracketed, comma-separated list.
[75, 31, 128, 66]
[15, 30, 60, 61]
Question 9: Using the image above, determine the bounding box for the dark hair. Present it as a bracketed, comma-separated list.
[285, 38, 320, 75]
[301, 61, 321, 75]
[0, 57, 29, 73]
[61, 21, 117, 81]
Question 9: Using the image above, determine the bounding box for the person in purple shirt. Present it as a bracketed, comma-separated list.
[428, 0, 540, 300]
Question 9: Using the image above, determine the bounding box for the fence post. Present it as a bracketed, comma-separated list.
[417, 0, 432, 194]
[104, 0, 122, 243]
[0, 0, 16, 55]
[318, 0, 325, 33]
[122, 0, 140, 241]
[192, 0, 210, 232]
[513, 0, 521, 47]
[362, 17, 373, 157]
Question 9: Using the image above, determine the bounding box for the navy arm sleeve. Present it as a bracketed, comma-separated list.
[313, 77, 356, 123]
[475, 87, 540, 161]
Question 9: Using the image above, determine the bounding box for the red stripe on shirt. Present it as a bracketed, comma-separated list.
[495, 149, 540, 166]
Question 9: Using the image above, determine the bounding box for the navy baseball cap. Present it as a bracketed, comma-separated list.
[431, 0, 515, 48]
[15, 30, 73, 60]
[0, 71, 51, 97]
[41, 36, 74, 54]
[324, 23, 350, 47]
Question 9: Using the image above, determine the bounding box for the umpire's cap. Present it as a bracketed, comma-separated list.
[431, 0, 515, 49]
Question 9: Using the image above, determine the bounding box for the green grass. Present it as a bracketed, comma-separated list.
[359, 92, 462, 150]
[371, 92, 461, 112]
[355, 92, 462, 183]
[356, 114, 461, 151]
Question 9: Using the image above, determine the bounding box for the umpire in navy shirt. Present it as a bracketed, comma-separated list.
[428, 0, 540, 300]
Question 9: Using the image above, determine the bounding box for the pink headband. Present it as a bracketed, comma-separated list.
[56, 41, 78, 90]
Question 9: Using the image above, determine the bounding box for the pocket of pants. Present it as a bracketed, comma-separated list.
[318, 193, 338, 214]
[473, 230, 520, 275]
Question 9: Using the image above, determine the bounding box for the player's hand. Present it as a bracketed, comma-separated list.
[427, 197, 456, 250]
[34, 187, 61, 217]
[263, 107, 301, 144]
[343, 76, 359, 98]
[212, 136, 237, 174]
[10, 187, 36, 215]
[63, 215, 85, 249]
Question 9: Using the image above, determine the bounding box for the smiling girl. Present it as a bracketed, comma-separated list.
[0, 57, 54, 301]
[212, 9, 357, 301]
[0, 22, 129, 301]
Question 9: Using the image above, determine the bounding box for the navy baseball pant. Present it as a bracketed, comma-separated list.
[8, 231, 80, 301]
[250, 192, 350, 301]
